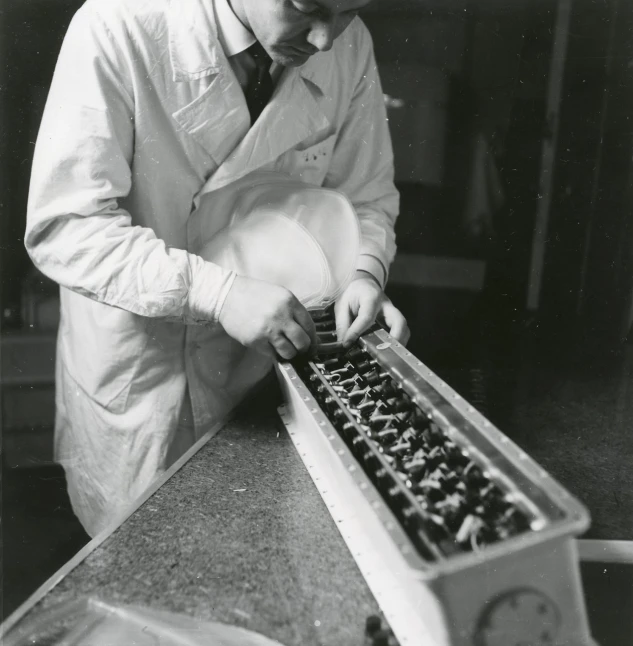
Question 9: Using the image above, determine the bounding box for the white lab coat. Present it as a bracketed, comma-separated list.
[25, 0, 398, 536]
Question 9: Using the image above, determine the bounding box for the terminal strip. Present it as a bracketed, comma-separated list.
[295, 338, 533, 560]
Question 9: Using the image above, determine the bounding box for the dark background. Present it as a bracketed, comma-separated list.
[1, 0, 633, 642]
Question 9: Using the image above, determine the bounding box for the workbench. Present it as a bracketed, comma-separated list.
[2, 385, 382, 645]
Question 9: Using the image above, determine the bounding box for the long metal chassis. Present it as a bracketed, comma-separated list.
[276, 330, 596, 646]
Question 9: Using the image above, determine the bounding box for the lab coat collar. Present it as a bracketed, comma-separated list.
[214, 0, 255, 57]
[197, 65, 332, 196]
[298, 50, 331, 95]
[169, 0, 334, 191]
[167, 0, 222, 81]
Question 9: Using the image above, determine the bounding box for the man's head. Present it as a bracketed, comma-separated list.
[230, 0, 373, 67]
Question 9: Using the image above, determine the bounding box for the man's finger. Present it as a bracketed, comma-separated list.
[291, 302, 318, 349]
[271, 334, 298, 361]
[381, 302, 410, 345]
[335, 298, 353, 343]
[283, 321, 313, 355]
[392, 322, 411, 346]
[342, 305, 378, 348]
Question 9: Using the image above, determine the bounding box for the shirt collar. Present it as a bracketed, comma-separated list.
[214, 0, 255, 57]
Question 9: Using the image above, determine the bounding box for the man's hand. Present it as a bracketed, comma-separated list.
[218, 276, 317, 360]
[335, 271, 410, 348]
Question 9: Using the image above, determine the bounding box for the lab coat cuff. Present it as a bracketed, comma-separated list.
[356, 254, 387, 289]
[186, 256, 237, 324]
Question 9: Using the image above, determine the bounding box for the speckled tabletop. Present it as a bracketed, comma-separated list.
[9, 388, 381, 646]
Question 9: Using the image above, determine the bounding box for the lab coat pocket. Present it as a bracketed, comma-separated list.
[59, 289, 149, 414]
[278, 134, 337, 186]
[172, 73, 249, 169]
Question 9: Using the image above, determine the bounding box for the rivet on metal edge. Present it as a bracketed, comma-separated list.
[371, 501, 380, 508]
[539, 469, 548, 478]
[310, 408, 317, 413]
[348, 465, 356, 472]
[320, 421, 326, 426]
[290, 375, 296, 380]
[386, 522, 394, 530]
[360, 482, 368, 490]
[338, 450, 345, 455]
[328, 434, 335, 440]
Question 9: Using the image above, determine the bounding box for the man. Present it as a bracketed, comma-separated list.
[25, 0, 409, 537]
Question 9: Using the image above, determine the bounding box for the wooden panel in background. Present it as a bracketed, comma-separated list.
[540, 0, 633, 345]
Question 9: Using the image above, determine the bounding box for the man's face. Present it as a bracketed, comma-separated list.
[235, 0, 373, 67]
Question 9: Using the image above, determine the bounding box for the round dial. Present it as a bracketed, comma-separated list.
[475, 588, 561, 646]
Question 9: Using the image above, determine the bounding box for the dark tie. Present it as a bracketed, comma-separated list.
[244, 42, 273, 125]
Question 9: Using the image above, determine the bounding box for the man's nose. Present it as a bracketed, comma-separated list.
[307, 19, 335, 52]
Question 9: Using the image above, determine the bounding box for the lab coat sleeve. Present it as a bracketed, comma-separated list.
[324, 22, 399, 288]
[25, 4, 235, 325]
